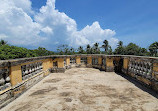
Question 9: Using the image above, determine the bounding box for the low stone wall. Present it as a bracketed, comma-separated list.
[0, 54, 158, 108]
[0, 70, 48, 108]
[121, 56, 158, 92]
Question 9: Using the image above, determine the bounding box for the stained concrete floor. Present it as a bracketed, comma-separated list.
[1, 68, 158, 111]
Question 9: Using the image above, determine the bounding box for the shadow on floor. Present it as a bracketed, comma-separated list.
[115, 72, 158, 99]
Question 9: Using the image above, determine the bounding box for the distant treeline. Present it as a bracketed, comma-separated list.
[0, 39, 157, 60]
[57, 40, 158, 57]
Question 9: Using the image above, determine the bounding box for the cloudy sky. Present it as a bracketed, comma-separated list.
[0, 0, 158, 51]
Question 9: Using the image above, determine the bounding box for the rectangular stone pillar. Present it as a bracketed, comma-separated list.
[66, 58, 70, 66]
[87, 56, 92, 67]
[51, 58, 65, 73]
[43, 59, 53, 71]
[42, 58, 52, 76]
[106, 57, 114, 72]
[98, 57, 102, 69]
[66, 57, 71, 69]
[98, 57, 102, 65]
[52, 58, 58, 68]
[152, 60, 158, 91]
[76, 56, 81, 64]
[10, 65, 22, 86]
[122, 57, 129, 74]
[101, 57, 106, 71]
[57, 58, 64, 68]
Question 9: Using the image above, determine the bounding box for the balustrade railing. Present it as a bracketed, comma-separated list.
[0, 68, 11, 91]
[0, 55, 158, 109]
[128, 59, 153, 79]
[102, 58, 106, 66]
[70, 57, 76, 64]
[92, 58, 98, 65]
[21, 62, 43, 80]
[81, 57, 87, 64]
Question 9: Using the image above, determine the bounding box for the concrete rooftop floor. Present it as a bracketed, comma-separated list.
[1, 68, 158, 111]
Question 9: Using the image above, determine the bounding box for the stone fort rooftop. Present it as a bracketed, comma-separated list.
[0, 54, 158, 110]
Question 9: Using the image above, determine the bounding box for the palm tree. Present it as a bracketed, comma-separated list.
[0, 40, 7, 46]
[93, 43, 100, 54]
[70, 47, 75, 54]
[149, 42, 158, 56]
[114, 41, 124, 55]
[86, 44, 91, 54]
[78, 46, 84, 54]
[107, 46, 113, 55]
[117, 41, 123, 47]
[102, 40, 108, 54]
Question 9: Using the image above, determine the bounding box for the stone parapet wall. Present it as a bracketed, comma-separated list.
[0, 54, 158, 108]
[121, 56, 158, 92]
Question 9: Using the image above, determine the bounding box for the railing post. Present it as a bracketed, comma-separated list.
[106, 57, 114, 72]
[76, 56, 81, 65]
[42, 58, 52, 76]
[122, 57, 129, 74]
[98, 56, 102, 69]
[66, 57, 70, 69]
[57, 58, 64, 68]
[87, 56, 92, 68]
[10, 65, 22, 86]
[152, 59, 158, 91]
[56, 58, 65, 73]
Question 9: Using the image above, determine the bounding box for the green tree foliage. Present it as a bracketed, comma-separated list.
[86, 44, 92, 54]
[102, 40, 109, 54]
[57, 44, 75, 55]
[0, 39, 157, 60]
[149, 42, 158, 56]
[78, 46, 85, 54]
[107, 46, 113, 55]
[0, 40, 55, 60]
[0, 40, 7, 46]
[0, 45, 37, 60]
[33, 47, 54, 56]
[138, 48, 148, 56]
[70, 47, 75, 54]
[124, 43, 140, 55]
[92, 43, 100, 54]
[114, 41, 125, 55]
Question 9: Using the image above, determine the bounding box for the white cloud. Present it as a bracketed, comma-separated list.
[41, 26, 53, 34]
[13, 0, 33, 14]
[0, 0, 44, 46]
[70, 21, 117, 47]
[0, 0, 119, 50]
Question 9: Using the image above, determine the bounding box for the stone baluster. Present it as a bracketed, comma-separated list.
[0, 72, 5, 91]
[22, 65, 26, 80]
[0, 69, 11, 91]
[32, 64, 35, 72]
[138, 62, 140, 70]
[40, 62, 43, 70]
[146, 62, 152, 79]
[41, 62, 43, 69]
[38, 62, 41, 70]
[128, 62, 131, 72]
[141, 62, 144, 75]
[28, 65, 31, 78]
[25, 65, 29, 79]
[34, 64, 37, 72]
[142, 62, 147, 76]
[37, 63, 39, 70]
[5, 72, 11, 88]
[140, 63, 143, 75]
[134, 62, 137, 69]
[29, 64, 32, 74]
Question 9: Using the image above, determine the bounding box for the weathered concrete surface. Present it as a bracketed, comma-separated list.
[1, 68, 158, 111]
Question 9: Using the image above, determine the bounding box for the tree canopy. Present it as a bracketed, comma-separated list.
[0, 39, 157, 60]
